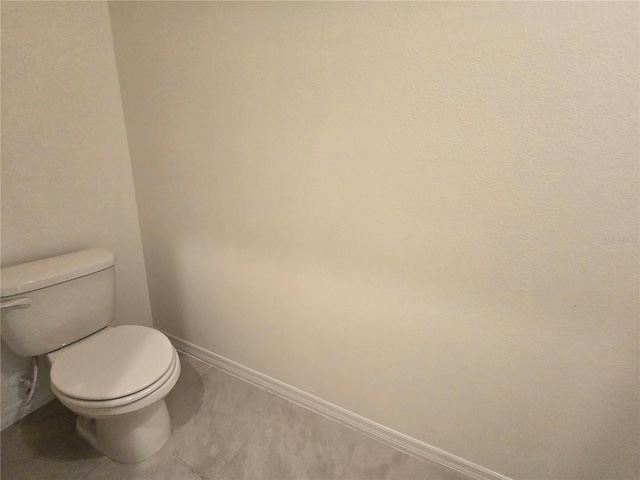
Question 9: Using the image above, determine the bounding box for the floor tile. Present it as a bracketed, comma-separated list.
[167, 367, 275, 479]
[349, 435, 465, 480]
[221, 397, 360, 480]
[82, 450, 206, 480]
[0, 399, 103, 480]
[1, 358, 471, 480]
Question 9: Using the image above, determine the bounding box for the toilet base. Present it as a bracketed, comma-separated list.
[76, 400, 171, 463]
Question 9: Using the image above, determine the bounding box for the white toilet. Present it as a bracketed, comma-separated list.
[0, 248, 181, 463]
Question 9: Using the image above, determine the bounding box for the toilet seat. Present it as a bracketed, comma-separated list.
[50, 325, 174, 402]
[52, 349, 178, 409]
[52, 340, 181, 420]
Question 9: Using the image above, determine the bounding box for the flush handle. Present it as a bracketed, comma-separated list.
[0, 298, 32, 309]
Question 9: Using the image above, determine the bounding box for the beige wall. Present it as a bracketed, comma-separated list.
[1, 2, 152, 427]
[111, 2, 637, 478]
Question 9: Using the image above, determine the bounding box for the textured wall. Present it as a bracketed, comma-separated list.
[1, 2, 152, 427]
[109, 2, 638, 478]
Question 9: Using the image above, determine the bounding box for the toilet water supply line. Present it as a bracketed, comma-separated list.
[0, 297, 38, 404]
[24, 357, 38, 405]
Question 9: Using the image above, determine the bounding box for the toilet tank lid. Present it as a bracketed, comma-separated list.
[1, 248, 115, 297]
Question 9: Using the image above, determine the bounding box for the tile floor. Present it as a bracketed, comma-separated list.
[1, 352, 466, 480]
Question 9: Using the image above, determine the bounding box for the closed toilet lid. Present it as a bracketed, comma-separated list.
[50, 326, 174, 401]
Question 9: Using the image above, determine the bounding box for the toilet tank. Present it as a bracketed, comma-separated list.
[0, 249, 116, 357]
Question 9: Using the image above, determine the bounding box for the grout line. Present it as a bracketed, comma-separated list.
[217, 394, 278, 480]
[345, 435, 360, 480]
[79, 456, 110, 479]
[169, 452, 211, 480]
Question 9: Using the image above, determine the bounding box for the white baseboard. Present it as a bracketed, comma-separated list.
[164, 332, 511, 480]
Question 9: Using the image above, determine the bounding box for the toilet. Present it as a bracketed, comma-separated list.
[0, 248, 181, 463]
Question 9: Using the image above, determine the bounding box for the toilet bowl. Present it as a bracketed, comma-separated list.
[0, 249, 181, 464]
[48, 325, 181, 463]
